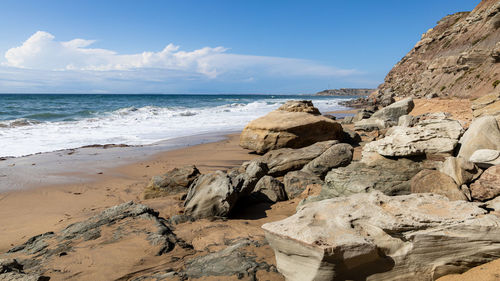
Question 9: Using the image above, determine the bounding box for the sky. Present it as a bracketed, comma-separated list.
[0, 0, 480, 94]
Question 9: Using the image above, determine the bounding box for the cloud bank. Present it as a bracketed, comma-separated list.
[1, 31, 362, 93]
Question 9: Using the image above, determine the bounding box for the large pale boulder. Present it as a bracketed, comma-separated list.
[143, 165, 200, 199]
[371, 97, 415, 122]
[262, 191, 500, 281]
[240, 101, 343, 154]
[353, 98, 415, 131]
[470, 165, 500, 201]
[363, 117, 464, 157]
[316, 158, 422, 200]
[301, 143, 353, 178]
[184, 171, 240, 219]
[457, 116, 500, 160]
[439, 156, 482, 186]
[410, 169, 468, 201]
[248, 140, 339, 177]
[469, 149, 500, 168]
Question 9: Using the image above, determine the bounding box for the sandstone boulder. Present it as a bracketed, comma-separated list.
[277, 100, 320, 115]
[470, 165, 500, 201]
[353, 118, 389, 131]
[439, 156, 482, 186]
[240, 101, 343, 154]
[143, 165, 200, 199]
[184, 171, 239, 219]
[317, 158, 422, 200]
[469, 149, 500, 168]
[410, 169, 468, 201]
[301, 143, 353, 178]
[363, 117, 463, 157]
[458, 116, 500, 160]
[263, 191, 500, 281]
[283, 171, 323, 199]
[252, 176, 287, 203]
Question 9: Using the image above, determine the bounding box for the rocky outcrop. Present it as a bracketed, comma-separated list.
[470, 165, 500, 201]
[470, 149, 500, 168]
[362, 117, 464, 157]
[376, 0, 500, 100]
[143, 165, 200, 199]
[315, 88, 375, 96]
[283, 171, 323, 199]
[457, 115, 500, 160]
[263, 191, 500, 281]
[316, 158, 422, 200]
[301, 143, 353, 178]
[0, 259, 47, 281]
[5, 202, 189, 279]
[410, 169, 468, 201]
[239, 101, 344, 154]
[184, 239, 274, 279]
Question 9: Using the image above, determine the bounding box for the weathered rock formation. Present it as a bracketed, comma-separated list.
[263, 191, 500, 281]
[240, 100, 344, 154]
[314, 157, 422, 200]
[363, 116, 464, 157]
[4, 202, 189, 280]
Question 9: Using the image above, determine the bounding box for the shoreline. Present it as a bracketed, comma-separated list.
[0, 130, 240, 192]
[0, 133, 259, 252]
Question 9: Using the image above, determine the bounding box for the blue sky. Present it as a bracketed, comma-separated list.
[0, 0, 479, 94]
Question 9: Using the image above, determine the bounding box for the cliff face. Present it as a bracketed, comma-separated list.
[379, 0, 500, 99]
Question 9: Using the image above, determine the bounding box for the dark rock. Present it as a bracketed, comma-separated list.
[301, 143, 353, 179]
[251, 140, 339, 177]
[184, 239, 272, 279]
[315, 158, 423, 201]
[184, 171, 240, 219]
[143, 165, 200, 199]
[252, 176, 287, 203]
[283, 171, 323, 199]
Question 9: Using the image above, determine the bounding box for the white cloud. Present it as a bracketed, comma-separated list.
[3, 31, 355, 79]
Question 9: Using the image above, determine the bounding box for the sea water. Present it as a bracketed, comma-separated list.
[0, 94, 354, 157]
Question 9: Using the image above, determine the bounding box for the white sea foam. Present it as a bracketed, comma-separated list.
[0, 98, 350, 157]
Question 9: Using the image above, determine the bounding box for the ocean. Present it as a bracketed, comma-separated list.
[0, 94, 353, 157]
